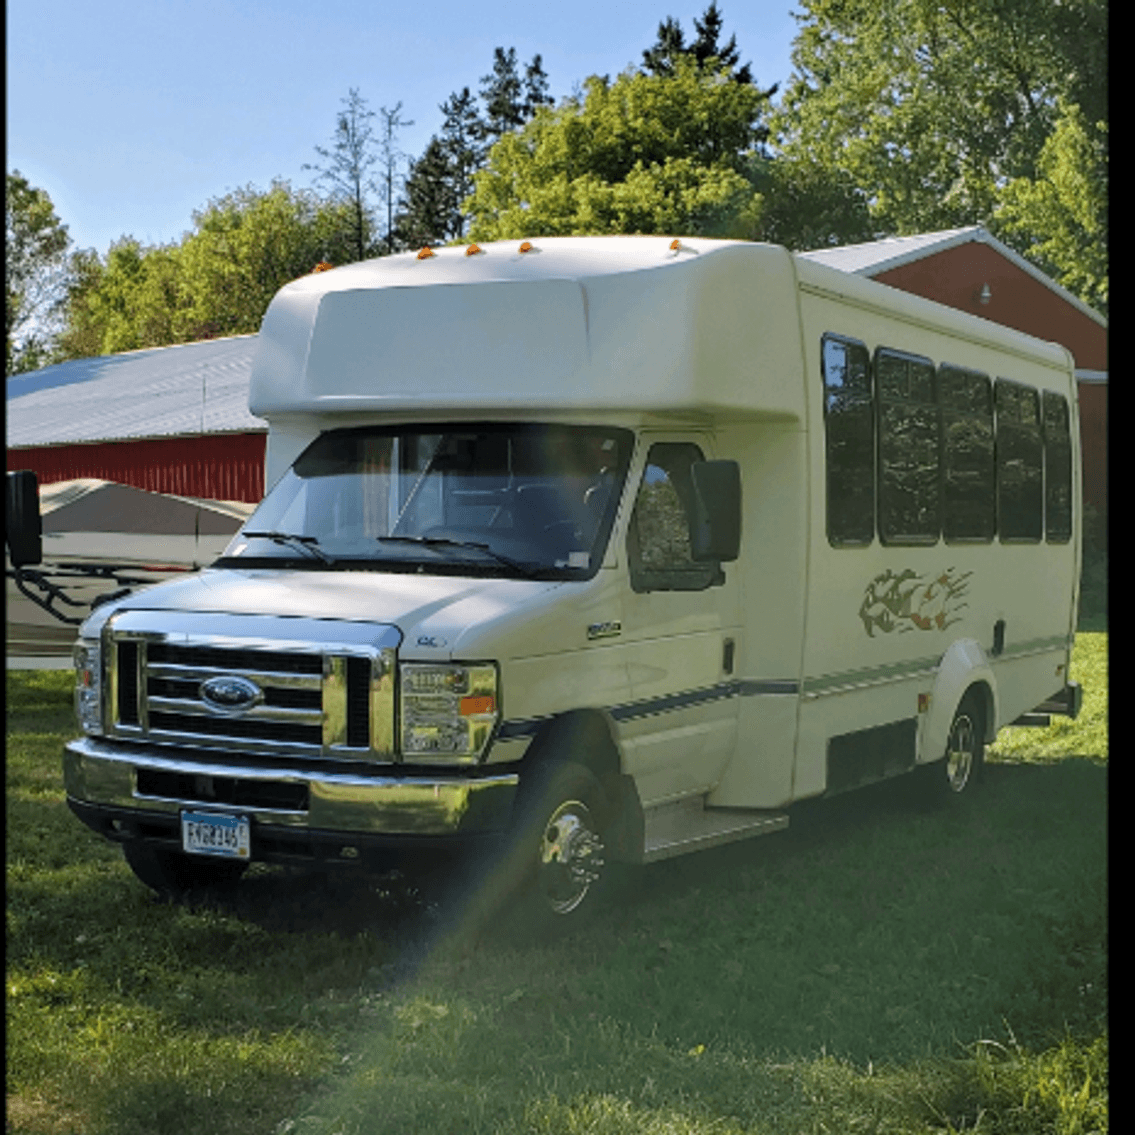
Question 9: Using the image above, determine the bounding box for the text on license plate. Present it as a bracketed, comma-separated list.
[181, 811, 250, 859]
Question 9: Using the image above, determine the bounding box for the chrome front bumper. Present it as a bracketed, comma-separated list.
[63, 735, 518, 841]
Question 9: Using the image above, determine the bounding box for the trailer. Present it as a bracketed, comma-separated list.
[31, 235, 1080, 924]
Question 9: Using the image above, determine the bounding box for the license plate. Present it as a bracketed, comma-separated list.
[181, 811, 250, 859]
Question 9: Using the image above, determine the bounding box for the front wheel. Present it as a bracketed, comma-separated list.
[123, 842, 248, 895]
[491, 762, 610, 937]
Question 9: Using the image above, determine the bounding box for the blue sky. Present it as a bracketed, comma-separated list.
[6, 0, 802, 257]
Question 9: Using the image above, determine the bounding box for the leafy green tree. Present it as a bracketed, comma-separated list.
[303, 88, 381, 262]
[466, 58, 773, 240]
[6, 170, 72, 376]
[745, 154, 875, 250]
[773, 0, 1108, 240]
[58, 183, 359, 358]
[995, 103, 1108, 315]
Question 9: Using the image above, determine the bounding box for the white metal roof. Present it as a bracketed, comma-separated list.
[798, 226, 1107, 328]
[6, 334, 266, 448]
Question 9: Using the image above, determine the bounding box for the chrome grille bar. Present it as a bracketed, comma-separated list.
[145, 696, 324, 725]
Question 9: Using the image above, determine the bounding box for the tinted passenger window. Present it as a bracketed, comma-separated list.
[628, 442, 720, 592]
[996, 380, 1043, 541]
[875, 349, 940, 544]
[940, 365, 995, 542]
[823, 336, 874, 545]
[1042, 391, 1073, 543]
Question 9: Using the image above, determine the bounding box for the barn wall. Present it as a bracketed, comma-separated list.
[6, 432, 267, 503]
[873, 243, 1107, 369]
[1076, 381, 1107, 518]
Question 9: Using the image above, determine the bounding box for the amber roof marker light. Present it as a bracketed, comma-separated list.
[518, 241, 536, 254]
[465, 243, 484, 256]
[417, 247, 436, 260]
[311, 261, 334, 273]
[668, 238, 698, 256]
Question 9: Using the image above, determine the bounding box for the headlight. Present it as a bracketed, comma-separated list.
[400, 663, 498, 762]
[73, 638, 102, 735]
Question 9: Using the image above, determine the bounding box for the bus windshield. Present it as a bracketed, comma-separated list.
[217, 422, 633, 579]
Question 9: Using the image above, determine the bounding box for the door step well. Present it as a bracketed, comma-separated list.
[642, 796, 788, 863]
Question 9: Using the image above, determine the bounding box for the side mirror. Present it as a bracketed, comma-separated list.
[6, 470, 43, 568]
[689, 460, 741, 563]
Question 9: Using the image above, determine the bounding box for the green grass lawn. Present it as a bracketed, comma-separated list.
[7, 636, 1107, 1134]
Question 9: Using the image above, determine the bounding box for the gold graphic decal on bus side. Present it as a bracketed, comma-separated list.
[859, 569, 971, 637]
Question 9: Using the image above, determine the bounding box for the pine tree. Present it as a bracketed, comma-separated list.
[642, 4, 764, 88]
[396, 138, 459, 247]
[690, 2, 751, 83]
[523, 55, 554, 119]
[440, 86, 487, 235]
[480, 47, 525, 142]
[641, 17, 687, 77]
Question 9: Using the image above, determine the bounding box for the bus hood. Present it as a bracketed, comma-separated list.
[84, 567, 564, 658]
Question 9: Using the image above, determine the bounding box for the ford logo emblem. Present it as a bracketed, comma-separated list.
[199, 675, 263, 714]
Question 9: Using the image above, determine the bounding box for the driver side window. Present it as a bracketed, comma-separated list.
[628, 442, 719, 592]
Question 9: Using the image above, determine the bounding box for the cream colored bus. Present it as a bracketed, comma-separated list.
[37, 236, 1081, 925]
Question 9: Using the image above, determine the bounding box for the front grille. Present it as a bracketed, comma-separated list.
[106, 616, 397, 762]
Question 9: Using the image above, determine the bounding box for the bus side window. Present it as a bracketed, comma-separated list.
[822, 335, 874, 546]
[875, 348, 940, 544]
[940, 365, 995, 543]
[996, 380, 1043, 542]
[1042, 391, 1073, 543]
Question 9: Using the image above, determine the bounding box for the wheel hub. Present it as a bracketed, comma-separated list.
[946, 715, 975, 792]
[538, 800, 605, 915]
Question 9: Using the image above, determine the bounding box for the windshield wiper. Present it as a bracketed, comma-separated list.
[242, 531, 333, 564]
[376, 535, 542, 578]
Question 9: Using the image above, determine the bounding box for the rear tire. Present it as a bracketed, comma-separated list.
[123, 842, 248, 895]
[916, 691, 985, 805]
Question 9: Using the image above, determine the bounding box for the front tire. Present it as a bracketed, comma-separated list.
[489, 762, 610, 937]
[123, 842, 248, 895]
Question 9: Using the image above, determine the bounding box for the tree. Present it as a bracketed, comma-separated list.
[744, 154, 875, 250]
[642, 3, 764, 87]
[6, 171, 72, 376]
[398, 50, 553, 247]
[377, 102, 414, 254]
[303, 88, 380, 262]
[995, 103, 1108, 315]
[439, 86, 488, 236]
[466, 57, 774, 241]
[396, 137, 458, 247]
[480, 48, 554, 145]
[773, 0, 1108, 240]
[58, 183, 360, 358]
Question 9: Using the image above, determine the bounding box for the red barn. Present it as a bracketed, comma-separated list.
[6, 334, 266, 503]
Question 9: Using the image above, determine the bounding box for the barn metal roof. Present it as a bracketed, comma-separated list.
[798, 226, 1107, 328]
[6, 334, 266, 448]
